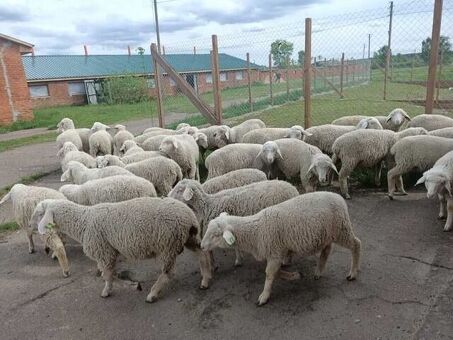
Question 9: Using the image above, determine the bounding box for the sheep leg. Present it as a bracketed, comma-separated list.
[314, 244, 332, 280]
[387, 166, 403, 200]
[337, 236, 361, 281]
[394, 175, 407, 195]
[26, 226, 35, 254]
[188, 162, 197, 180]
[338, 161, 355, 200]
[234, 248, 243, 267]
[146, 255, 176, 303]
[257, 259, 281, 306]
[438, 192, 447, 219]
[100, 267, 114, 298]
[198, 250, 213, 289]
[444, 198, 453, 232]
[374, 163, 382, 187]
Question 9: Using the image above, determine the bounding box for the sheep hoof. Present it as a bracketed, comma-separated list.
[443, 226, 452, 232]
[346, 275, 356, 281]
[29, 249, 35, 254]
[199, 284, 209, 290]
[394, 191, 408, 196]
[136, 282, 142, 291]
[314, 275, 321, 280]
[62, 271, 70, 278]
[344, 194, 351, 200]
[146, 295, 158, 303]
[44, 247, 49, 254]
[388, 194, 394, 201]
[256, 298, 269, 307]
[234, 261, 243, 267]
[438, 215, 446, 220]
[101, 291, 110, 298]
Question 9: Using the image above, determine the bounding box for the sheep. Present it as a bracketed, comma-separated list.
[204, 143, 265, 179]
[61, 161, 133, 184]
[96, 152, 163, 168]
[332, 109, 411, 131]
[142, 127, 177, 135]
[202, 168, 267, 194]
[0, 184, 69, 277]
[56, 129, 83, 151]
[332, 128, 428, 199]
[415, 151, 453, 231]
[59, 175, 157, 205]
[198, 125, 230, 149]
[201, 191, 361, 306]
[120, 140, 143, 156]
[141, 135, 168, 151]
[56, 117, 91, 152]
[91, 121, 111, 132]
[124, 157, 183, 196]
[169, 179, 299, 288]
[228, 118, 266, 143]
[304, 125, 356, 154]
[178, 125, 199, 136]
[159, 134, 200, 180]
[241, 126, 311, 144]
[89, 129, 113, 157]
[356, 117, 383, 130]
[30, 197, 201, 302]
[193, 131, 208, 149]
[259, 140, 337, 192]
[57, 117, 76, 132]
[58, 142, 97, 171]
[112, 124, 134, 156]
[429, 127, 453, 138]
[405, 114, 453, 131]
[331, 115, 367, 126]
[387, 135, 453, 199]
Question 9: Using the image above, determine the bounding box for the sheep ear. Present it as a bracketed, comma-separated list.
[386, 116, 392, 122]
[302, 131, 313, 137]
[182, 187, 193, 201]
[37, 208, 54, 235]
[415, 175, 426, 186]
[219, 212, 229, 218]
[307, 162, 316, 174]
[172, 140, 178, 149]
[61, 170, 70, 182]
[357, 120, 368, 129]
[0, 192, 11, 205]
[277, 148, 284, 160]
[222, 230, 236, 246]
[330, 162, 339, 175]
[255, 149, 263, 161]
[56, 148, 63, 158]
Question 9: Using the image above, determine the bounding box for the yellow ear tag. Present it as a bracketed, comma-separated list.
[45, 223, 55, 231]
[223, 231, 235, 246]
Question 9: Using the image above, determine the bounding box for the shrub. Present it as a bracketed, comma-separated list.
[101, 74, 150, 104]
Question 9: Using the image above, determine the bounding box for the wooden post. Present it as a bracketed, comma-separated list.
[410, 49, 415, 81]
[323, 58, 327, 89]
[247, 53, 253, 112]
[151, 44, 164, 127]
[211, 35, 222, 124]
[384, 1, 393, 100]
[331, 58, 334, 84]
[426, 0, 443, 114]
[84, 45, 88, 56]
[340, 53, 345, 98]
[127, 45, 131, 56]
[193, 46, 196, 55]
[162, 45, 165, 55]
[286, 56, 290, 99]
[345, 59, 349, 85]
[368, 33, 372, 81]
[313, 57, 317, 92]
[353, 60, 355, 83]
[436, 50, 443, 103]
[304, 18, 312, 129]
[269, 54, 273, 105]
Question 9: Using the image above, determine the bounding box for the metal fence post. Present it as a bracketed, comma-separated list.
[151, 43, 164, 127]
[340, 53, 345, 98]
[211, 35, 222, 124]
[384, 1, 393, 100]
[304, 18, 312, 129]
[269, 54, 273, 105]
[286, 56, 290, 99]
[247, 53, 253, 112]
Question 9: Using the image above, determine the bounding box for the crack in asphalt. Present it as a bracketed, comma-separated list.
[384, 254, 453, 271]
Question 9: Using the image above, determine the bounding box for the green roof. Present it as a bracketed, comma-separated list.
[22, 54, 261, 81]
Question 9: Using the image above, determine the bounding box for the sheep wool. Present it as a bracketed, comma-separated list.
[61, 161, 133, 184]
[202, 168, 267, 194]
[405, 114, 453, 131]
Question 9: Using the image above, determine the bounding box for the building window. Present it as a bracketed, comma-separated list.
[235, 71, 244, 80]
[68, 82, 85, 96]
[29, 85, 49, 98]
[205, 73, 212, 84]
[147, 78, 156, 88]
[220, 72, 227, 82]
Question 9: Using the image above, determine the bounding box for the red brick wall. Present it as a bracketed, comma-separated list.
[30, 81, 86, 109]
[0, 38, 33, 125]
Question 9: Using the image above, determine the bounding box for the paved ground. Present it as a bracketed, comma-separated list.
[0, 127, 51, 142]
[1, 171, 452, 339]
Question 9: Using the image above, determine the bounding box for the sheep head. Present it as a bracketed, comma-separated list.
[386, 108, 411, 126]
[286, 125, 312, 140]
[57, 118, 75, 133]
[416, 168, 451, 199]
[307, 152, 338, 185]
[257, 141, 283, 166]
[159, 136, 179, 155]
[168, 179, 204, 205]
[201, 212, 235, 251]
[212, 126, 230, 148]
[357, 117, 383, 130]
[193, 132, 208, 149]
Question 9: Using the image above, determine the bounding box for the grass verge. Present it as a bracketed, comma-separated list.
[0, 222, 19, 234]
[0, 132, 57, 152]
[0, 172, 55, 198]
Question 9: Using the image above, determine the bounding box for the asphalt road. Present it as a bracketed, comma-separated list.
[1, 172, 452, 339]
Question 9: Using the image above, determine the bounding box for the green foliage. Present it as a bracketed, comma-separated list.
[101, 75, 150, 104]
[271, 40, 294, 67]
[298, 50, 305, 65]
[0, 222, 19, 233]
[136, 47, 145, 55]
[421, 35, 452, 63]
[373, 45, 389, 68]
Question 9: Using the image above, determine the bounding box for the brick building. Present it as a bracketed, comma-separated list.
[0, 34, 34, 125]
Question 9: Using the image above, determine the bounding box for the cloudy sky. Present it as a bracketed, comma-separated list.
[2, 0, 452, 63]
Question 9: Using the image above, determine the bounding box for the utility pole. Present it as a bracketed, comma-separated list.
[153, 0, 161, 54]
[368, 34, 372, 80]
[383, 1, 393, 100]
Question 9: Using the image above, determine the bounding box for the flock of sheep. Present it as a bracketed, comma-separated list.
[2, 109, 453, 306]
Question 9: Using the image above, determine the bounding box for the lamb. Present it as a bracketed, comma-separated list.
[56, 129, 83, 151]
[415, 151, 453, 231]
[30, 197, 200, 302]
[304, 124, 356, 154]
[259, 140, 337, 192]
[112, 124, 134, 156]
[120, 140, 143, 156]
[200, 191, 361, 306]
[168, 179, 299, 288]
[59, 175, 157, 205]
[56, 117, 91, 152]
[204, 143, 265, 179]
[61, 161, 133, 184]
[387, 135, 453, 199]
[429, 127, 453, 138]
[356, 117, 383, 130]
[96, 152, 163, 168]
[159, 134, 200, 180]
[202, 168, 267, 194]
[332, 128, 428, 199]
[124, 157, 183, 196]
[198, 125, 230, 149]
[89, 129, 113, 157]
[241, 126, 311, 144]
[227, 119, 266, 143]
[58, 142, 97, 171]
[405, 114, 453, 131]
[0, 184, 69, 277]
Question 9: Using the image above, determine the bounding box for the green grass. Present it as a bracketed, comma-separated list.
[0, 132, 57, 152]
[0, 222, 19, 234]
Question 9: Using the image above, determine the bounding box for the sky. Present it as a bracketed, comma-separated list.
[1, 0, 452, 64]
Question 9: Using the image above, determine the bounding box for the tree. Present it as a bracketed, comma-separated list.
[373, 45, 389, 67]
[421, 36, 451, 63]
[270, 39, 294, 67]
[297, 50, 305, 65]
[136, 47, 145, 55]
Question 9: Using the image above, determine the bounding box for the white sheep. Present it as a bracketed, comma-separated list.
[124, 157, 183, 196]
[56, 117, 91, 152]
[56, 129, 83, 151]
[159, 134, 200, 180]
[96, 152, 163, 168]
[91, 121, 111, 132]
[0, 184, 69, 277]
[120, 140, 143, 156]
[388, 135, 453, 199]
[259, 140, 337, 192]
[142, 135, 168, 151]
[61, 161, 133, 184]
[332, 109, 411, 131]
[227, 119, 266, 143]
[198, 125, 230, 149]
[405, 114, 453, 131]
[416, 151, 453, 231]
[112, 124, 134, 156]
[30, 197, 201, 302]
[429, 127, 453, 138]
[241, 125, 312, 144]
[59, 175, 157, 205]
[332, 128, 428, 199]
[201, 191, 361, 306]
[169, 179, 299, 288]
[58, 142, 97, 171]
[305, 125, 356, 154]
[89, 129, 113, 157]
[356, 117, 383, 130]
[202, 168, 267, 194]
[142, 127, 177, 135]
